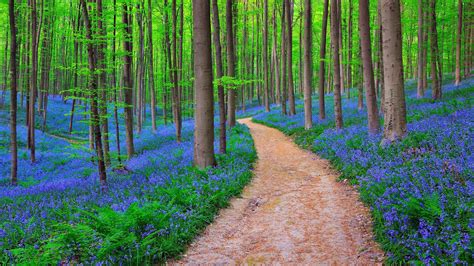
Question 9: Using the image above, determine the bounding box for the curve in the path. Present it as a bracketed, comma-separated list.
[177, 118, 384, 265]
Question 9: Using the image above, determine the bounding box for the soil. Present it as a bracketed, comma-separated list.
[175, 118, 384, 265]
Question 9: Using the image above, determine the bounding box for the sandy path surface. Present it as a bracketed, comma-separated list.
[176, 118, 384, 265]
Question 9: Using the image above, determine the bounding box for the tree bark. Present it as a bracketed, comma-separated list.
[416, 0, 425, 97]
[122, 3, 135, 158]
[9, 0, 18, 185]
[359, 0, 380, 134]
[454, 0, 462, 86]
[286, 0, 296, 116]
[193, 0, 216, 168]
[381, 0, 407, 143]
[331, 0, 343, 129]
[318, 0, 329, 120]
[430, 0, 442, 100]
[281, 0, 287, 115]
[81, 0, 107, 187]
[29, 0, 38, 163]
[263, 0, 270, 112]
[303, 0, 312, 129]
[211, 0, 226, 154]
[147, 0, 157, 132]
[226, 0, 236, 127]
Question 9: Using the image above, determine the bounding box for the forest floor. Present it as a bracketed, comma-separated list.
[177, 118, 384, 264]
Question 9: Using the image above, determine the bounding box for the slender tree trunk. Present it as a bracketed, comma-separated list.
[97, 0, 110, 165]
[381, 0, 407, 143]
[171, 0, 182, 141]
[318, 0, 329, 120]
[263, 0, 270, 112]
[9, 0, 18, 185]
[193, 0, 216, 168]
[281, 0, 287, 115]
[430, 0, 442, 100]
[286, 0, 296, 116]
[112, 0, 122, 164]
[359, 0, 380, 134]
[331, 0, 343, 129]
[147, 0, 157, 132]
[417, 0, 425, 97]
[454, 0, 462, 85]
[29, 0, 38, 163]
[303, 0, 312, 129]
[123, 3, 135, 158]
[272, 4, 281, 105]
[80, 0, 107, 187]
[226, 0, 236, 127]
[347, 0, 353, 92]
[211, 0, 226, 154]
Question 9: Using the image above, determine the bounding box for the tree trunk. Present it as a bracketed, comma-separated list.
[454, 0, 462, 85]
[211, 0, 226, 154]
[171, 0, 182, 141]
[147, 0, 157, 132]
[81, 0, 107, 187]
[29, 0, 38, 163]
[97, 0, 110, 165]
[193, 0, 216, 168]
[122, 3, 135, 158]
[330, 0, 343, 129]
[226, 0, 236, 127]
[318, 0, 329, 120]
[303, 0, 312, 129]
[381, 0, 407, 143]
[286, 0, 296, 116]
[359, 0, 380, 134]
[281, 0, 287, 115]
[263, 0, 270, 112]
[9, 0, 18, 185]
[430, 0, 442, 100]
[416, 0, 425, 97]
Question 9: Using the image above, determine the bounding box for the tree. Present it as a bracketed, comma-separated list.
[211, 0, 226, 154]
[318, 0, 329, 120]
[29, 0, 38, 163]
[171, 0, 182, 141]
[416, 0, 425, 97]
[454, 0, 462, 86]
[285, 0, 296, 116]
[330, 0, 343, 129]
[429, 0, 442, 100]
[226, 0, 236, 128]
[80, 0, 107, 187]
[122, 2, 135, 158]
[381, 0, 407, 143]
[9, 0, 18, 185]
[263, 0, 270, 112]
[147, 0, 157, 132]
[359, 0, 380, 134]
[303, 0, 312, 129]
[193, 0, 216, 168]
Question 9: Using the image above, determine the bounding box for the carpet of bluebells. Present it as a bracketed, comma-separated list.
[253, 77, 474, 264]
[0, 96, 257, 264]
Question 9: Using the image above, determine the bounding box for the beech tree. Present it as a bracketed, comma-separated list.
[331, 0, 343, 129]
[303, 0, 312, 129]
[381, 0, 407, 143]
[193, 0, 216, 168]
[123, 2, 135, 158]
[359, 0, 380, 133]
[226, 0, 236, 128]
[455, 0, 462, 86]
[9, 0, 18, 185]
[318, 0, 329, 120]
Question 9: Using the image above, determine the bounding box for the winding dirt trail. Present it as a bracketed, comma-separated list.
[177, 118, 384, 265]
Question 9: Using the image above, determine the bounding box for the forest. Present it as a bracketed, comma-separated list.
[0, 0, 472, 264]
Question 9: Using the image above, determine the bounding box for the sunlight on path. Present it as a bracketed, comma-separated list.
[176, 118, 384, 264]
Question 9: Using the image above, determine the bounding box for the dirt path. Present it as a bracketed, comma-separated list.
[177, 118, 384, 265]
